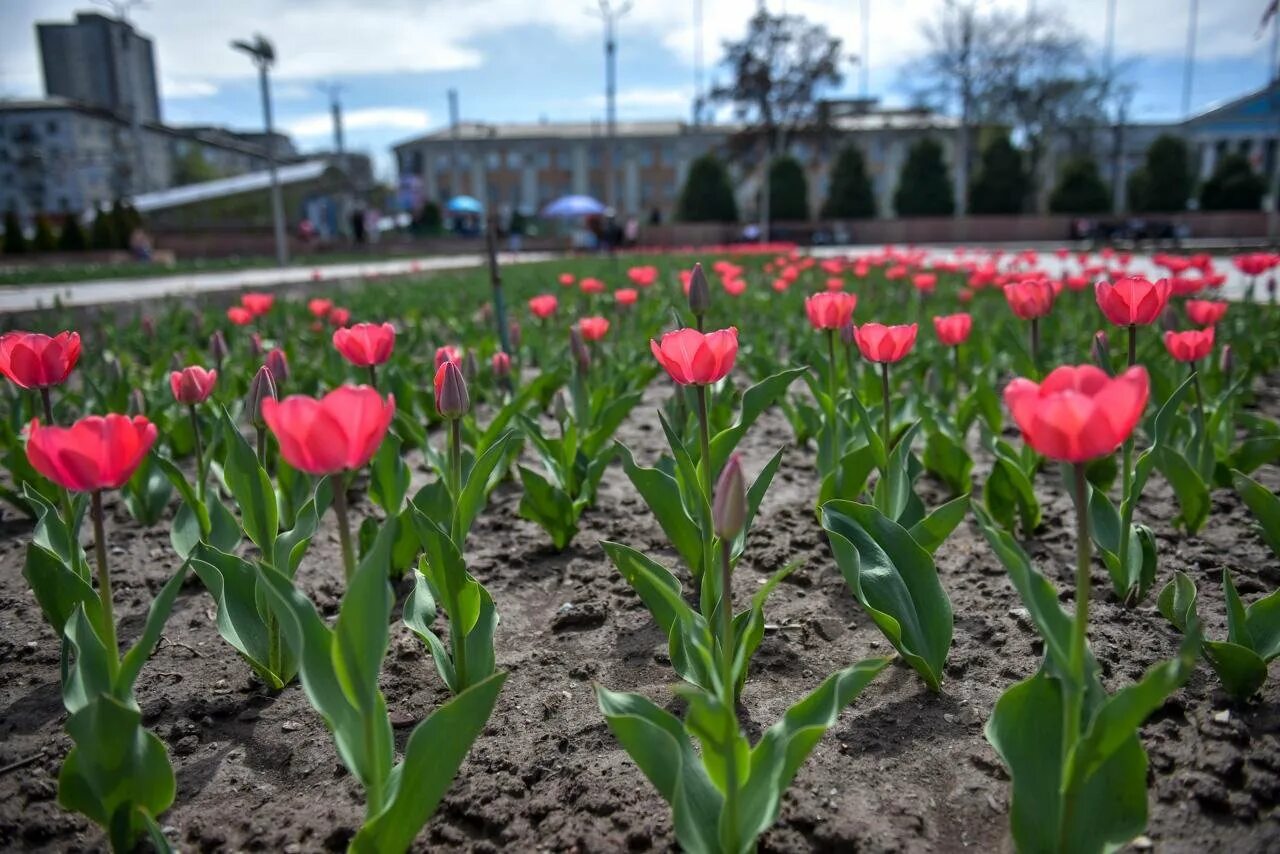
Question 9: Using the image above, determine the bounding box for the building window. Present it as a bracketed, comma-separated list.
[507, 150, 522, 169]
[486, 151, 501, 170]
[660, 143, 674, 165]
[637, 147, 653, 167]
[555, 149, 572, 170]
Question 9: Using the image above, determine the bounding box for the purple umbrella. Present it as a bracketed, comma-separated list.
[541, 194, 607, 218]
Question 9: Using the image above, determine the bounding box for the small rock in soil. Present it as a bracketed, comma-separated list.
[551, 600, 607, 631]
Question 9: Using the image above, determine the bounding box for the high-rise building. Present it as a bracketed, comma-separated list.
[37, 11, 161, 124]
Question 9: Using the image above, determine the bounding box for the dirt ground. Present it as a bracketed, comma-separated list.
[1, 378, 1278, 853]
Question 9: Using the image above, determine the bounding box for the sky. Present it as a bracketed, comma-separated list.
[1, 0, 1276, 180]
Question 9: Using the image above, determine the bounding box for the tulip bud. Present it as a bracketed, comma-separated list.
[210, 330, 228, 364]
[1219, 344, 1234, 379]
[435, 359, 470, 419]
[1092, 330, 1112, 376]
[1160, 308, 1179, 333]
[129, 388, 146, 415]
[265, 347, 289, 385]
[553, 389, 570, 424]
[463, 349, 479, 383]
[839, 320, 856, 348]
[105, 356, 122, 387]
[250, 332, 264, 359]
[509, 320, 522, 350]
[492, 351, 511, 378]
[169, 352, 183, 372]
[246, 365, 277, 427]
[569, 325, 590, 372]
[712, 454, 747, 540]
[141, 315, 155, 337]
[924, 367, 941, 396]
[687, 262, 711, 316]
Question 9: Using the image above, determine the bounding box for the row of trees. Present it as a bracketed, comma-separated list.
[677, 133, 1268, 223]
[1, 202, 143, 256]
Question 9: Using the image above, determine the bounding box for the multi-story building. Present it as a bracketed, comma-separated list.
[0, 98, 297, 218]
[392, 104, 964, 221]
[37, 11, 162, 124]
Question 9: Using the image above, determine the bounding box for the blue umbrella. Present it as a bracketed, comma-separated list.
[445, 195, 484, 214]
[541, 194, 607, 218]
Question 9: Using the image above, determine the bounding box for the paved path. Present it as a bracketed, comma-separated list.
[0, 251, 558, 315]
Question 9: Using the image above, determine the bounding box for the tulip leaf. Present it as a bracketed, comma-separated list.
[923, 427, 973, 496]
[455, 430, 513, 546]
[351, 672, 506, 854]
[274, 483, 328, 577]
[221, 409, 277, 554]
[23, 541, 99, 641]
[61, 607, 114, 716]
[844, 380, 888, 471]
[57, 693, 176, 854]
[617, 442, 702, 574]
[1228, 435, 1280, 477]
[368, 434, 411, 516]
[1154, 447, 1209, 533]
[516, 464, 578, 550]
[820, 500, 953, 691]
[402, 565, 453, 687]
[1157, 570, 1269, 699]
[1232, 469, 1280, 561]
[659, 409, 711, 531]
[584, 390, 644, 458]
[708, 367, 806, 478]
[122, 453, 172, 527]
[872, 422, 921, 523]
[116, 564, 190, 696]
[595, 686, 724, 854]
[818, 442, 878, 504]
[983, 435, 1041, 535]
[908, 494, 970, 554]
[736, 657, 890, 846]
[729, 446, 785, 564]
[191, 545, 294, 689]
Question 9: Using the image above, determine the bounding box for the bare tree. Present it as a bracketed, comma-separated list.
[710, 8, 844, 234]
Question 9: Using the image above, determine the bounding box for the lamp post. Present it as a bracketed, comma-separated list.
[589, 1, 632, 213]
[232, 34, 288, 267]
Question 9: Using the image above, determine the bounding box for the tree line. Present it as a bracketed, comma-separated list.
[2, 202, 143, 257]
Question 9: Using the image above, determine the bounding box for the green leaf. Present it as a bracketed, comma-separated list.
[818, 443, 877, 504]
[923, 428, 973, 496]
[1154, 447, 1209, 533]
[821, 500, 953, 691]
[983, 436, 1041, 535]
[23, 541, 99, 639]
[122, 453, 172, 527]
[191, 546, 293, 689]
[707, 367, 806, 478]
[402, 565, 454, 688]
[221, 409, 278, 554]
[618, 442, 702, 573]
[516, 464, 578, 550]
[455, 431, 513, 545]
[1204, 641, 1268, 699]
[907, 494, 970, 554]
[352, 672, 507, 854]
[1222, 569, 1252, 649]
[57, 694, 176, 851]
[1229, 435, 1280, 476]
[872, 422, 922, 523]
[730, 446, 785, 563]
[595, 686, 723, 854]
[736, 658, 890, 847]
[369, 434, 411, 515]
[1232, 469, 1280, 561]
[116, 564, 190, 695]
[1245, 586, 1280, 663]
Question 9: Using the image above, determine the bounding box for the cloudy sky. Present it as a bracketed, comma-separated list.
[1, 0, 1275, 178]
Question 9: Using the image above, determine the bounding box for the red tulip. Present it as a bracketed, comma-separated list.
[1003, 280, 1055, 319]
[0, 331, 81, 389]
[227, 306, 253, 325]
[651, 327, 738, 385]
[855, 323, 918, 364]
[26, 414, 157, 491]
[1004, 365, 1149, 463]
[1094, 277, 1172, 326]
[579, 277, 606, 295]
[529, 294, 558, 319]
[805, 292, 857, 330]
[558, 272, 576, 287]
[627, 266, 658, 287]
[825, 277, 845, 291]
[328, 307, 351, 327]
[1164, 328, 1215, 362]
[169, 366, 218, 404]
[578, 316, 610, 341]
[933, 313, 972, 347]
[615, 288, 639, 306]
[435, 345, 461, 368]
[1185, 300, 1227, 327]
[333, 322, 396, 367]
[308, 298, 333, 318]
[241, 292, 274, 317]
[772, 278, 790, 293]
[491, 351, 511, 377]
[722, 278, 746, 297]
[912, 273, 937, 293]
[261, 386, 395, 475]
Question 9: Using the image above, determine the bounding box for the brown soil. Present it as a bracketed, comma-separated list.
[1, 381, 1278, 853]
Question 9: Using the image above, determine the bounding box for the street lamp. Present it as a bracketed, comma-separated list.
[232, 34, 288, 267]
[587, 1, 632, 213]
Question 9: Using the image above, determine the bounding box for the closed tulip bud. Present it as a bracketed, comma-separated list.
[687, 262, 711, 316]
[129, 388, 146, 415]
[712, 454, 747, 540]
[463, 349, 479, 383]
[1160, 307, 1179, 333]
[492, 351, 511, 378]
[1092, 330, 1113, 375]
[434, 360, 470, 419]
[569, 325, 590, 372]
[246, 365, 277, 426]
[265, 347, 289, 385]
[141, 316, 155, 337]
[839, 321, 856, 348]
[509, 320, 522, 349]
[105, 356, 122, 386]
[1220, 344, 1234, 378]
[209, 330, 228, 364]
[553, 389, 570, 424]
[249, 332, 263, 359]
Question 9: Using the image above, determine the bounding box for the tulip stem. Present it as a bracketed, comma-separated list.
[367, 364, 378, 389]
[1029, 318, 1040, 374]
[256, 425, 268, 471]
[91, 491, 121, 670]
[880, 362, 892, 452]
[39, 386, 54, 424]
[1126, 323, 1137, 367]
[189, 405, 205, 503]
[826, 330, 840, 476]
[449, 418, 463, 509]
[718, 535, 740, 854]
[695, 384, 715, 601]
[953, 345, 963, 396]
[1060, 462, 1092, 849]
[332, 476, 357, 583]
[1190, 364, 1205, 422]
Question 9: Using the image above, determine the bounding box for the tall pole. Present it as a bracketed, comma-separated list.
[860, 0, 870, 97]
[329, 86, 345, 155]
[953, 4, 972, 218]
[693, 0, 703, 125]
[590, 1, 631, 212]
[1270, 9, 1280, 245]
[1182, 0, 1199, 117]
[233, 36, 288, 267]
[448, 88, 461, 197]
[1105, 0, 1121, 213]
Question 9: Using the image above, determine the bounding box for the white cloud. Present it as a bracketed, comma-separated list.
[160, 77, 218, 98]
[285, 106, 431, 138]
